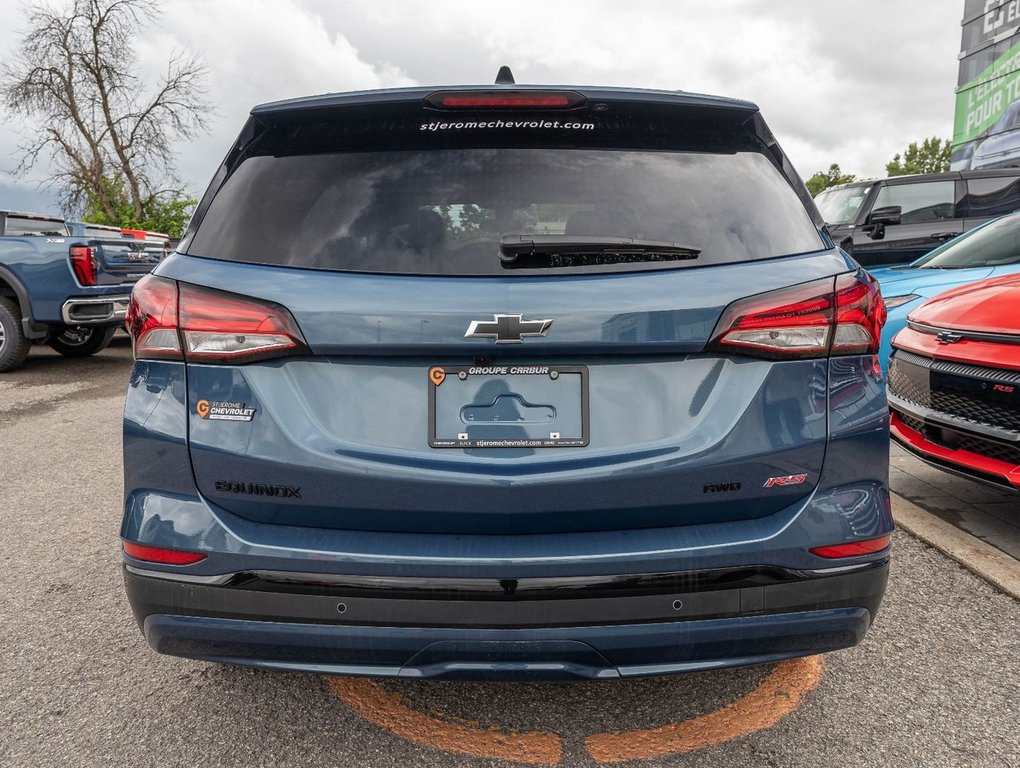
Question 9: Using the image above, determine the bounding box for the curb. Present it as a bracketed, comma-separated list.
[892, 493, 1020, 600]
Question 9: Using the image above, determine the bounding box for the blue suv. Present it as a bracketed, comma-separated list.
[121, 80, 892, 680]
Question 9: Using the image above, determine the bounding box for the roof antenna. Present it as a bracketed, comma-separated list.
[495, 66, 515, 85]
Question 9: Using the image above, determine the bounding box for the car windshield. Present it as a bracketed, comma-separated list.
[813, 185, 872, 225]
[913, 213, 1020, 268]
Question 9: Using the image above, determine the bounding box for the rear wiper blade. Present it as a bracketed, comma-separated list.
[499, 235, 701, 269]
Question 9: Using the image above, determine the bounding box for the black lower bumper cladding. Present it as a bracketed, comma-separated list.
[125, 561, 889, 631]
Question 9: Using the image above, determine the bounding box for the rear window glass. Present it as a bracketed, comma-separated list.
[5, 216, 67, 237]
[84, 227, 122, 239]
[188, 131, 822, 276]
[961, 175, 1020, 217]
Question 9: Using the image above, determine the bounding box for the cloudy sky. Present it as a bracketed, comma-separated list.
[0, 0, 964, 213]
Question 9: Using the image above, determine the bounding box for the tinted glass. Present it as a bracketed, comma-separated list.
[872, 181, 957, 224]
[814, 184, 872, 225]
[914, 213, 1020, 268]
[5, 216, 67, 237]
[961, 175, 1020, 217]
[188, 149, 822, 276]
[84, 227, 122, 238]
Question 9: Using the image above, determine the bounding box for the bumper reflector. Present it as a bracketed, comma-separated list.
[809, 535, 891, 559]
[122, 541, 207, 565]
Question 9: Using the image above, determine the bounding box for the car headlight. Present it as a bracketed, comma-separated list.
[883, 294, 920, 309]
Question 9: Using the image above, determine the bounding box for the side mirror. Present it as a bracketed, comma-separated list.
[862, 205, 902, 241]
[867, 206, 902, 227]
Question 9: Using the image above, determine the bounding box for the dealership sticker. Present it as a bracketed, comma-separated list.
[196, 399, 256, 422]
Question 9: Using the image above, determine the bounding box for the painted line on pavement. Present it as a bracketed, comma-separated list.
[328, 655, 824, 765]
[584, 655, 824, 763]
[328, 676, 563, 765]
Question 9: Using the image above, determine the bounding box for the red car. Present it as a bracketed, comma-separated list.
[888, 273, 1020, 490]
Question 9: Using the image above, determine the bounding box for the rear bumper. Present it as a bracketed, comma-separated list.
[61, 295, 130, 325]
[125, 561, 888, 679]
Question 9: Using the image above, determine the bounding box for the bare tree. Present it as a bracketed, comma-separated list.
[1, 0, 209, 222]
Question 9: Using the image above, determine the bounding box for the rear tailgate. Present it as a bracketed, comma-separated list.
[171, 88, 842, 535]
[168, 255, 844, 534]
[92, 237, 161, 285]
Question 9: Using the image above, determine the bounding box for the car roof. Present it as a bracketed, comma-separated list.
[251, 84, 759, 116]
[68, 220, 121, 229]
[0, 210, 64, 221]
[820, 167, 1020, 194]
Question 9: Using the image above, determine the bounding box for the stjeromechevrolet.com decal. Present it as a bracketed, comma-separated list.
[196, 399, 256, 422]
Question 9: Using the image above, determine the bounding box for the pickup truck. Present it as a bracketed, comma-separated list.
[0, 211, 162, 372]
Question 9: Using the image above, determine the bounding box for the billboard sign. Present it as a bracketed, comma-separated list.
[953, 1, 1020, 170]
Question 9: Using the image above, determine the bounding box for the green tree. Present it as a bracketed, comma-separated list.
[886, 137, 952, 177]
[805, 164, 856, 197]
[81, 176, 196, 238]
[1, 0, 208, 227]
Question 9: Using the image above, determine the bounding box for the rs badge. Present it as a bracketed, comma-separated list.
[764, 474, 808, 488]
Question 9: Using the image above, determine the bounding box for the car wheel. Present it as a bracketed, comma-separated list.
[0, 297, 32, 372]
[48, 325, 117, 357]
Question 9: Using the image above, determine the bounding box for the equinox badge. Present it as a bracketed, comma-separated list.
[465, 313, 553, 343]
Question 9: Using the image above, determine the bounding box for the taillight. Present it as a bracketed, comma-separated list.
[707, 271, 886, 360]
[424, 90, 584, 109]
[832, 272, 886, 355]
[122, 540, 206, 565]
[69, 245, 97, 286]
[809, 534, 891, 559]
[126, 274, 308, 363]
[126, 275, 181, 359]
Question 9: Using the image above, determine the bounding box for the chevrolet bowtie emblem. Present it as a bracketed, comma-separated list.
[936, 331, 963, 344]
[465, 314, 553, 343]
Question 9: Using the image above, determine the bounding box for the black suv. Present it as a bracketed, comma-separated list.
[815, 170, 1020, 268]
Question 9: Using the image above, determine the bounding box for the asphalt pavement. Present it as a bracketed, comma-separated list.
[1, 341, 1018, 767]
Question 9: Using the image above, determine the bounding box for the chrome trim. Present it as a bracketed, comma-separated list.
[61, 295, 131, 325]
[796, 561, 888, 576]
[907, 320, 1020, 346]
[124, 564, 236, 585]
[889, 392, 1020, 443]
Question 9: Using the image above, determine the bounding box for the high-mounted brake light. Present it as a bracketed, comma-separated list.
[707, 271, 886, 360]
[425, 90, 584, 110]
[123, 540, 207, 565]
[809, 535, 891, 559]
[69, 245, 98, 286]
[126, 274, 309, 364]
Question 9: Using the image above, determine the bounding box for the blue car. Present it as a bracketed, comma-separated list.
[120, 79, 892, 680]
[871, 211, 1020, 368]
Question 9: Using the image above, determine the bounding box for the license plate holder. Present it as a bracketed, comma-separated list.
[428, 364, 589, 448]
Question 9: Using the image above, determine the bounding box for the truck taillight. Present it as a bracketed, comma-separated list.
[707, 271, 885, 360]
[69, 245, 98, 286]
[126, 275, 309, 363]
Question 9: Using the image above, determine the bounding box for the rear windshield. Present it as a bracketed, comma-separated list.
[84, 227, 122, 239]
[5, 216, 67, 237]
[187, 129, 822, 276]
